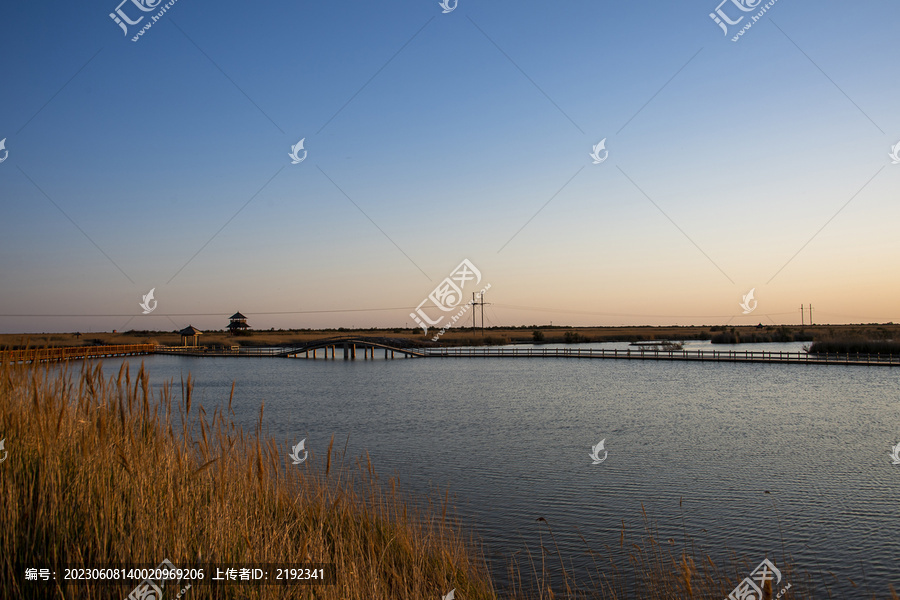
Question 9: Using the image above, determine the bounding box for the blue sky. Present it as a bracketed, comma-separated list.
[1, 0, 898, 333]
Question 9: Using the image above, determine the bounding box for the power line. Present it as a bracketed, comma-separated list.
[0, 307, 413, 318]
[493, 303, 798, 319]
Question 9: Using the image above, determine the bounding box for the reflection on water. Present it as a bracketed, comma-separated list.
[94, 342, 899, 597]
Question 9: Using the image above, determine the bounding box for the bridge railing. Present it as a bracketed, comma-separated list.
[154, 346, 284, 356]
[1, 344, 156, 364]
[420, 347, 899, 365]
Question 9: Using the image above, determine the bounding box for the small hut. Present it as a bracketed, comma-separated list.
[179, 325, 202, 347]
[228, 312, 250, 336]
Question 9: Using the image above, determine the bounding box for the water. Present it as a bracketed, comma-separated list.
[93, 342, 900, 596]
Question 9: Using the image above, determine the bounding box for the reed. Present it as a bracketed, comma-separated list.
[808, 338, 900, 355]
[0, 359, 494, 599]
[504, 507, 817, 600]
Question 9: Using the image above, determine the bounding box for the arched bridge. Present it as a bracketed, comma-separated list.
[278, 337, 426, 360]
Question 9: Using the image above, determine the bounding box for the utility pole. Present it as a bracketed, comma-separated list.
[800, 304, 804, 326]
[809, 304, 813, 325]
[481, 289, 487, 335]
[471, 291, 489, 335]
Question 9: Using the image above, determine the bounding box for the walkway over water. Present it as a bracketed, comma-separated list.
[6, 343, 896, 367]
[278, 337, 426, 359]
[155, 337, 426, 359]
[422, 346, 900, 366]
[1, 344, 155, 364]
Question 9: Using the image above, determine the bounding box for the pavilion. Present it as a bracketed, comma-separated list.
[228, 312, 250, 336]
[179, 325, 202, 347]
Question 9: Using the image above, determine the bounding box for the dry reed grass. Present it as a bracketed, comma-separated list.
[0, 358, 494, 599]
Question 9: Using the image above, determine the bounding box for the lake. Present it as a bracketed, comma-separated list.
[94, 340, 900, 597]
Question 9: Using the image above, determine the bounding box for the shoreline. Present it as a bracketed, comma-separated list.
[1, 323, 896, 351]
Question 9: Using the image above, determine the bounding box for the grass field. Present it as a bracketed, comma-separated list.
[2, 323, 897, 350]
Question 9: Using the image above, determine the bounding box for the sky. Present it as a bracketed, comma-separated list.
[0, 0, 898, 333]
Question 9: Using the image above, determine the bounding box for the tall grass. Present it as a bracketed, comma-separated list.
[503, 510, 809, 600]
[808, 339, 900, 355]
[0, 359, 494, 599]
[1, 358, 897, 599]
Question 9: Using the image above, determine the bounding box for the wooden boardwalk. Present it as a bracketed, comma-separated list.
[278, 337, 426, 359]
[10, 343, 893, 368]
[154, 337, 426, 359]
[422, 346, 900, 367]
[0, 344, 155, 364]
[154, 345, 283, 357]
[153, 343, 898, 366]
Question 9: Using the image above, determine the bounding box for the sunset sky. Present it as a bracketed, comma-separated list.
[1, 0, 898, 333]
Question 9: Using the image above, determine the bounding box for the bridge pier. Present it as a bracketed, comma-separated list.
[343, 343, 348, 360]
[352, 344, 357, 360]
